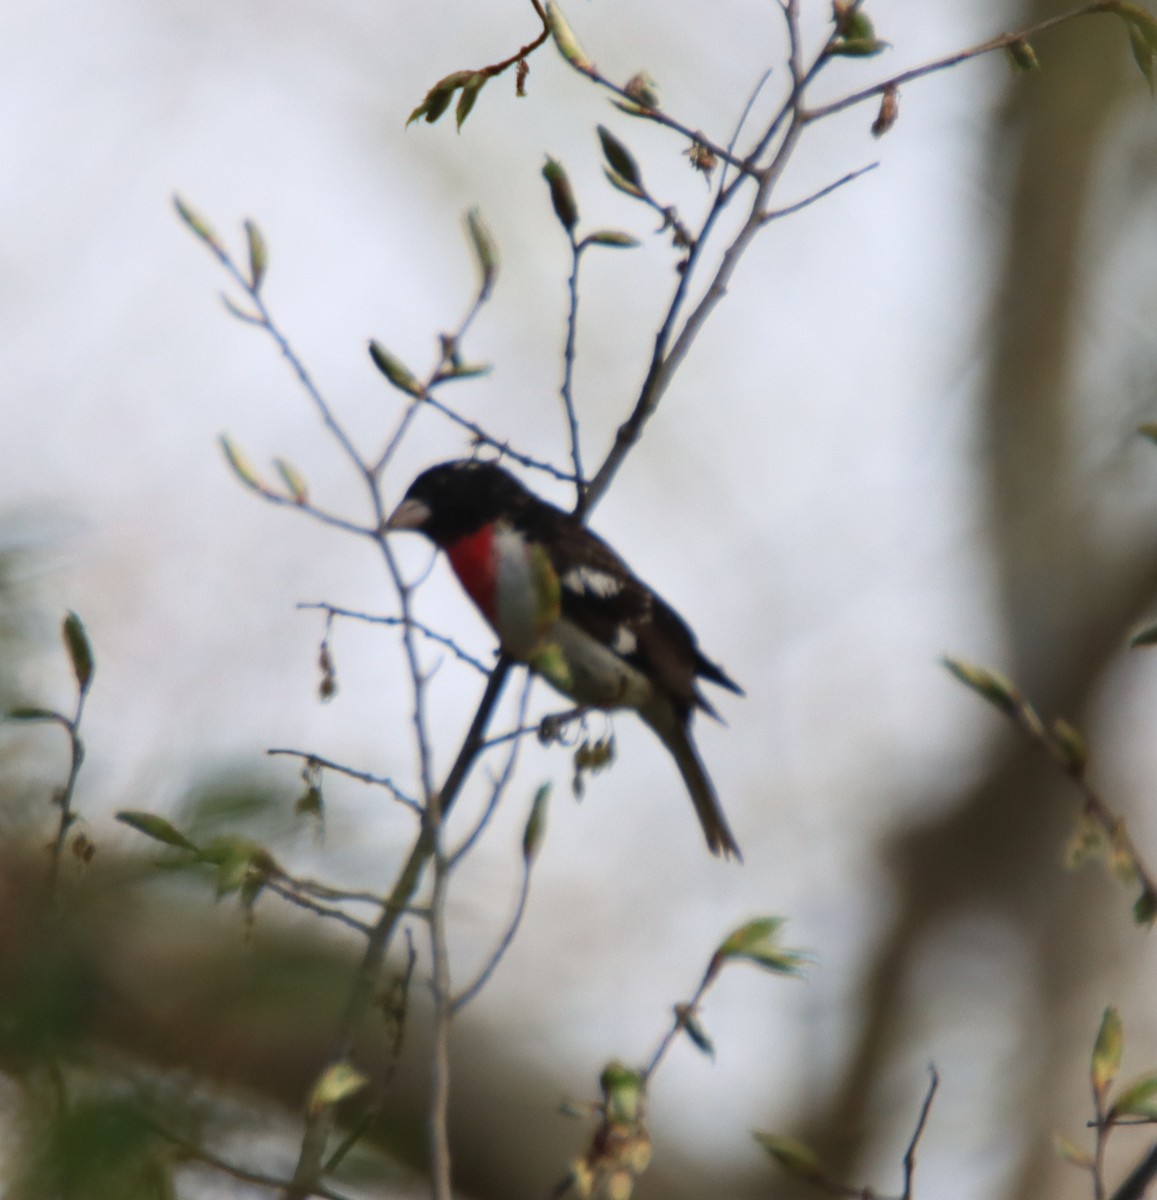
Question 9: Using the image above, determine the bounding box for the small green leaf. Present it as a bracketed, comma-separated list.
[583, 230, 641, 250]
[455, 73, 487, 129]
[368, 341, 424, 397]
[1138, 421, 1157, 444]
[407, 70, 475, 126]
[542, 157, 579, 232]
[941, 656, 1021, 716]
[173, 194, 220, 248]
[676, 1004, 714, 1058]
[219, 434, 264, 490]
[7, 706, 61, 723]
[752, 1132, 824, 1181]
[274, 458, 308, 505]
[243, 218, 268, 290]
[116, 810, 198, 851]
[1110, 1072, 1157, 1120]
[1052, 1132, 1093, 1168]
[545, 2, 594, 72]
[599, 1062, 643, 1125]
[198, 835, 262, 896]
[715, 917, 809, 977]
[1092, 1006, 1124, 1099]
[836, 8, 876, 41]
[522, 783, 550, 864]
[1134, 887, 1157, 926]
[465, 207, 499, 299]
[62, 611, 94, 694]
[308, 1060, 369, 1113]
[596, 126, 644, 192]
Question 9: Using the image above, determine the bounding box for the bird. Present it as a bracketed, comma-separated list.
[386, 458, 743, 859]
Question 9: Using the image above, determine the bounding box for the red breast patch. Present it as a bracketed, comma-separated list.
[445, 525, 497, 622]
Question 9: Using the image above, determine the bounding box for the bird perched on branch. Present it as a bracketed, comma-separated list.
[386, 459, 743, 859]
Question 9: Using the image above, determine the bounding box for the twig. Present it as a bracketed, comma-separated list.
[224, 479, 378, 542]
[419, 390, 577, 483]
[449, 673, 534, 867]
[1013, 701, 1157, 906]
[451, 858, 532, 1014]
[428, 846, 454, 1200]
[901, 1065, 939, 1200]
[297, 603, 491, 675]
[266, 748, 421, 813]
[285, 658, 512, 1198]
[44, 613, 95, 888]
[262, 878, 375, 936]
[562, 234, 586, 509]
[46, 708, 87, 889]
[373, 255, 498, 479]
[716, 68, 774, 198]
[762, 163, 879, 224]
[803, 2, 1111, 125]
[640, 958, 716, 1085]
[1110, 1143, 1157, 1200]
[152, 1122, 356, 1200]
[576, 63, 757, 177]
[322, 929, 419, 1175]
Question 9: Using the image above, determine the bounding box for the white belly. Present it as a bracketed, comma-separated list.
[538, 618, 655, 711]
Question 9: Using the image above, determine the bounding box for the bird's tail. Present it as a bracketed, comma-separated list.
[644, 707, 742, 861]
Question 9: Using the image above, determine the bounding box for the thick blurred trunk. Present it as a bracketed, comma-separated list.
[795, 7, 1150, 1198]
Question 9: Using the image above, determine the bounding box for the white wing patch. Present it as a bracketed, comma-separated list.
[562, 564, 623, 599]
[611, 626, 638, 656]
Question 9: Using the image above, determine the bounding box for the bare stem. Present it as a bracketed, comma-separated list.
[901, 1066, 940, 1200]
[562, 235, 586, 510]
[451, 861, 533, 1014]
[428, 846, 454, 1200]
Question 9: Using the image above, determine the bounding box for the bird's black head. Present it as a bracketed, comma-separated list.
[386, 459, 532, 545]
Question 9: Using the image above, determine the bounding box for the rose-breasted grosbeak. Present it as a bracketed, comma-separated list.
[386, 459, 743, 859]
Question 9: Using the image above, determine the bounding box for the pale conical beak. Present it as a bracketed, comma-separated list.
[385, 496, 431, 531]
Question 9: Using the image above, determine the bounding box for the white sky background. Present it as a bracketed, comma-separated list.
[5, 1, 1157, 1197]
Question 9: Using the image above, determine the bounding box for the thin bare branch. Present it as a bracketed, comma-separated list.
[901, 1066, 940, 1200]
[152, 1122, 356, 1200]
[286, 658, 512, 1198]
[262, 878, 375, 936]
[1110, 1144, 1157, 1200]
[428, 848, 454, 1200]
[266, 748, 421, 813]
[562, 235, 587, 509]
[298, 602, 491, 675]
[449, 673, 534, 867]
[452, 859, 533, 1014]
[762, 162, 879, 224]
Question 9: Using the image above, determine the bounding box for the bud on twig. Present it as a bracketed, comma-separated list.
[545, 2, 594, 72]
[1006, 38, 1040, 71]
[542, 157, 580, 232]
[871, 85, 899, 137]
[466, 207, 499, 299]
[368, 341, 424, 397]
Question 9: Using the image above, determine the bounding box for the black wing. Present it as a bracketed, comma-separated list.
[521, 506, 742, 717]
